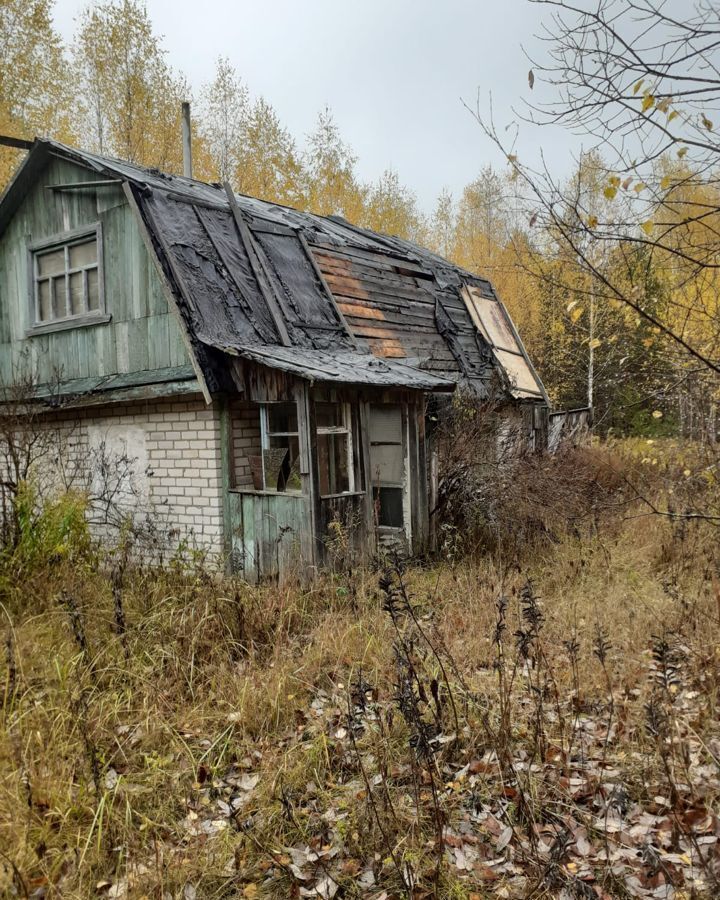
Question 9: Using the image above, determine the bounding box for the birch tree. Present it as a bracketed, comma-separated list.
[0, 0, 72, 186]
[235, 97, 305, 206]
[197, 57, 248, 185]
[72, 0, 189, 172]
[360, 168, 425, 242]
[305, 107, 365, 220]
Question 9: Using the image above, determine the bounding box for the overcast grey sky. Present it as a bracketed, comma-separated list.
[50, 0, 577, 211]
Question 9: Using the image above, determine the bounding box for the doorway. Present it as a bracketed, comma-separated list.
[368, 404, 410, 550]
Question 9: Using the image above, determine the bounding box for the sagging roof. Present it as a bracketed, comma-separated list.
[0, 138, 548, 402]
[218, 346, 455, 391]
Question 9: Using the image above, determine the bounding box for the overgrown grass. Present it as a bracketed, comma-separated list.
[1, 441, 719, 898]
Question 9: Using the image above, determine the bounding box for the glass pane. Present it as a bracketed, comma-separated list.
[54, 276, 68, 318]
[37, 248, 65, 277]
[69, 239, 97, 269]
[316, 402, 344, 430]
[317, 432, 350, 495]
[69, 271, 85, 315]
[267, 402, 297, 435]
[373, 487, 404, 528]
[369, 406, 402, 444]
[87, 268, 100, 311]
[38, 280, 51, 321]
[494, 349, 543, 396]
[369, 443, 403, 485]
[467, 289, 518, 352]
[264, 435, 301, 492]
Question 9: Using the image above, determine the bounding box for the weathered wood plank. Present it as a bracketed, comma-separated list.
[313, 243, 432, 276]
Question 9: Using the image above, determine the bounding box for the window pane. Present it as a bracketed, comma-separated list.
[267, 402, 297, 434]
[87, 268, 100, 310]
[38, 280, 51, 321]
[369, 444, 403, 485]
[373, 487, 404, 528]
[69, 271, 85, 315]
[369, 406, 402, 444]
[69, 239, 97, 269]
[317, 432, 350, 495]
[264, 435, 301, 491]
[37, 248, 65, 277]
[54, 276, 68, 318]
[316, 402, 345, 430]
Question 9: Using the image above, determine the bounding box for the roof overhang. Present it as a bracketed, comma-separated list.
[0, 365, 201, 414]
[207, 342, 455, 392]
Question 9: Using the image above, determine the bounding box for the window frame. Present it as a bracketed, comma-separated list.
[27, 223, 110, 335]
[260, 401, 303, 494]
[315, 401, 355, 498]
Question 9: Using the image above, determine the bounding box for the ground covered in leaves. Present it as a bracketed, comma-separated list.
[1, 443, 720, 898]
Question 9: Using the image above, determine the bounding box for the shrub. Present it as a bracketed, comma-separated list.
[434, 392, 627, 557]
[1, 481, 91, 580]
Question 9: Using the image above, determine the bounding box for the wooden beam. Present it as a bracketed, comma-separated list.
[0, 377, 203, 416]
[223, 182, 292, 347]
[217, 395, 235, 573]
[47, 180, 120, 191]
[357, 397, 377, 555]
[123, 181, 213, 404]
[298, 232, 359, 349]
[296, 381, 320, 571]
[0, 134, 33, 150]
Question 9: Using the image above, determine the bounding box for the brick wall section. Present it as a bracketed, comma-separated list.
[230, 398, 262, 490]
[1, 394, 268, 560]
[139, 397, 225, 551]
[2, 394, 226, 556]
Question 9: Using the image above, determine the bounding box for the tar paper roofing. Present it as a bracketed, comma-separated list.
[0, 138, 548, 403]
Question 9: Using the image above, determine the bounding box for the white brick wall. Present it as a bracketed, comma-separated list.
[138, 398, 224, 550]
[231, 399, 261, 489]
[3, 394, 227, 558]
[1, 394, 273, 562]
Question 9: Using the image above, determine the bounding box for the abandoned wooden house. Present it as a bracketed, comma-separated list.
[0, 136, 550, 580]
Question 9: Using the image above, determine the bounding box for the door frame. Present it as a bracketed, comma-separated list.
[368, 401, 412, 550]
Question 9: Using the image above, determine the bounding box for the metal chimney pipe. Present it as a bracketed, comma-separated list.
[181, 102, 193, 179]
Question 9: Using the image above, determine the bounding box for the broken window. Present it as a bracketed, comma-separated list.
[31, 226, 104, 328]
[316, 402, 353, 496]
[261, 402, 302, 492]
[369, 405, 405, 529]
[461, 285, 545, 399]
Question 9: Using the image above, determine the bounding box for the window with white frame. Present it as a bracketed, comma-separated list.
[30, 225, 104, 328]
[260, 402, 302, 492]
[316, 402, 353, 496]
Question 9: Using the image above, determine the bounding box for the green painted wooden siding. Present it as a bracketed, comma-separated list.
[228, 491, 312, 583]
[0, 156, 189, 385]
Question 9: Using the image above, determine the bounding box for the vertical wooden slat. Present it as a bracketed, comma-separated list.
[357, 397, 376, 556]
[218, 396, 235, 573]
[297, 382, 320, 569]
[414, 397, 429, 551]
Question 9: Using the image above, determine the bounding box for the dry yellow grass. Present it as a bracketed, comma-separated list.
[1, 441, 719, 898]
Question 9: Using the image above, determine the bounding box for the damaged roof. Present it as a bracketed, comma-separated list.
[0, 138, 548, 402]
